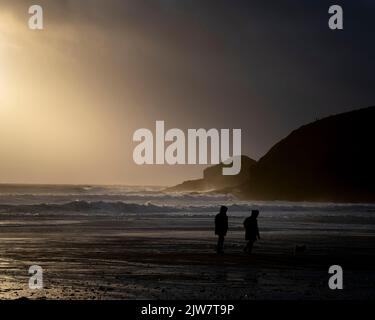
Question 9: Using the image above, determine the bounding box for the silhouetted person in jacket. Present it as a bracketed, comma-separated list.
[215, 206, 228, 254]
[243, 210, 260, 254]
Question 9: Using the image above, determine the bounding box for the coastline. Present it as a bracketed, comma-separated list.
[0, 208, 374, 300]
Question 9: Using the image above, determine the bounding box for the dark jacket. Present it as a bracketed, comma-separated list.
[215, 213, 228, 236]
[244, 217, 260, 241]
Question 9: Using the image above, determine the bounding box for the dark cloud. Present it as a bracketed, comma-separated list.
[2, 0, 375, 183]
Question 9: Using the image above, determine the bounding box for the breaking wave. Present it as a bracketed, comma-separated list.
[0, 200, 374, 215]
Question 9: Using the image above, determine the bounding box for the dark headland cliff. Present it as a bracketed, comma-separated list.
[166, 106, 375, 203]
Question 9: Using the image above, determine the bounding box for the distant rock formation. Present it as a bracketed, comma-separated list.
[164, 156, 256, 192]
[167, 106, 375, 202]
[239, 106, 375, 202]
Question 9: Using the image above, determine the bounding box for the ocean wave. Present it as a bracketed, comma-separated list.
[0, 200, 374, 215]
[0, 201, 179, 214]
[0, 191, 235, 203]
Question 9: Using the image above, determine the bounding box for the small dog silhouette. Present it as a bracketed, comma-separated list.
[294, 244, 307, 256]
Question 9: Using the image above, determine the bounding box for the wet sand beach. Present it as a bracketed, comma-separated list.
[0, 210, 374, 300]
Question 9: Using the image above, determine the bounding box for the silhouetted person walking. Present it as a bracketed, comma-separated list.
[215, 206, 228, 254]
[243, 210, 260, 254]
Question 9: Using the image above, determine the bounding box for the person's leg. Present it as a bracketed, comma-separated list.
[244, 241, 249, 253]
[247, 241, 254, 254]
[217, 235, 224, 253]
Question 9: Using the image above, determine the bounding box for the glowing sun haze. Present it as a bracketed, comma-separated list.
[0, 2, 216, 186]
[0, 7, 141, 185]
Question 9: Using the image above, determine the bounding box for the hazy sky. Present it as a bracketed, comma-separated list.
[1, 0, 375, 186]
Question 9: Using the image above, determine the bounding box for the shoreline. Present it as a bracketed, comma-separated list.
[0, 210, 374, 300]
